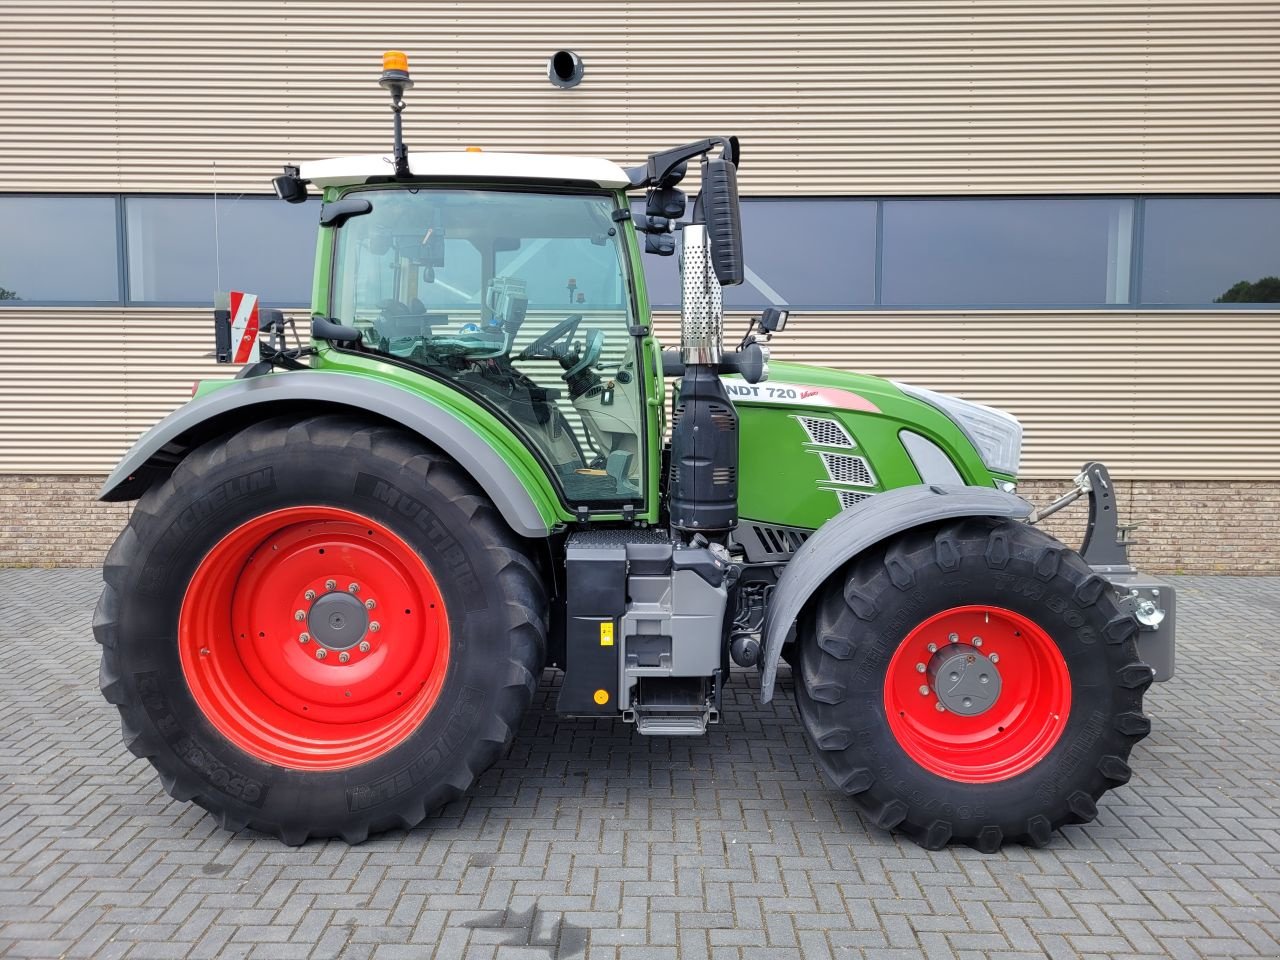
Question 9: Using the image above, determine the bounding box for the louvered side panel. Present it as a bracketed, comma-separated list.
[0, 1, 1277, 194]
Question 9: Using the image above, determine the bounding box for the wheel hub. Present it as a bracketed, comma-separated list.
[308, 591, 368, 650]
[927, 646, 1002, 716]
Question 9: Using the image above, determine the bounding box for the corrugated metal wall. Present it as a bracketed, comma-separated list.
[2, 1, 1278, 194]
[1, 307, 1276, 480]
[0, 2, 1278, 481]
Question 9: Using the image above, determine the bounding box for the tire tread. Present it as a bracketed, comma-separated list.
[795, 516, 1152, 853]
[95, 414, 547, 845]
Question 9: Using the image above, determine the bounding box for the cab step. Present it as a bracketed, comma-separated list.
[626, 675, 720, 736]
[635, 713, 708, 736]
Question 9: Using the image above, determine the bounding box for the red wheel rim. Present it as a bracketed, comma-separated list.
[883, 605, 1071, 783]
[178, 506, 450, 770]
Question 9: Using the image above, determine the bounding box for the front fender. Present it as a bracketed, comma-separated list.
[759, 484, 1031, 702]
[98, 370, 556, 538]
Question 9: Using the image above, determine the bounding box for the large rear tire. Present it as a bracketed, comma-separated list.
[795, 517, 1152, 851]
[94, 415, 546, 844]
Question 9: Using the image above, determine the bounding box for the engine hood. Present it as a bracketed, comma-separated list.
[727, 361, 1009, 531]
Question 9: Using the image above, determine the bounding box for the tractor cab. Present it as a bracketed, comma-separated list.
[311, 168, 649, 505]
[257, 61, 757, 525]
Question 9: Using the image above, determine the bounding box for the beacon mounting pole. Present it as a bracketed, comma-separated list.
[379, 51, 414, 179]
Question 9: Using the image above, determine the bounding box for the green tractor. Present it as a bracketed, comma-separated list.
[96, 53, 1174, 851]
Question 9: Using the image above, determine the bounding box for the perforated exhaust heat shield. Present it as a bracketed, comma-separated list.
[679, 223, 724, 366]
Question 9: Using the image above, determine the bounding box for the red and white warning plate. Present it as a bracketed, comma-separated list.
[229, 291, 261, 364]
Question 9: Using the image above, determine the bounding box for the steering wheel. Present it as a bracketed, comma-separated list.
[517, 314, 582, 361]
[563, 328, 604, 380]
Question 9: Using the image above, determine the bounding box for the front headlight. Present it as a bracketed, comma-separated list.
[894, 381, 1023, 477]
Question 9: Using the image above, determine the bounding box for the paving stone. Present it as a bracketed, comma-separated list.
[0, 570, 1278, 959]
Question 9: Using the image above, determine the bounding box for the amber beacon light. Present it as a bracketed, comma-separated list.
[380, 50, 412, 88]
[379, 51, 414, 178]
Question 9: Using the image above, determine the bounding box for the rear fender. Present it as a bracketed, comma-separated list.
[758, 484, 1031, 701]
[98, 371, 556, 538]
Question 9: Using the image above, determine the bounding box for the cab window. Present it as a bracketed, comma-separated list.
[330, 187, 644, 507]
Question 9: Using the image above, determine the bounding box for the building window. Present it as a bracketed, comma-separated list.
[0, 196, 120, 302]
[1139, 197, 1280, 304]
[880, 198, 1136, 306]
[124, 195, 317, 304]
[638, 199, 877, 309]
[729, 200, 876, 309]
[3, 192, 1278, 310]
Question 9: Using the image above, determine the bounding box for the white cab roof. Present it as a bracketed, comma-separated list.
[298, 151, 632, 189]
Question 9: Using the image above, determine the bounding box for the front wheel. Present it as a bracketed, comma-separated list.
[795, 517, 1153, 851]
[95, 415, 547, 844]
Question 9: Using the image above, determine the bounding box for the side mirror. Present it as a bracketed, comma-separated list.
[701, 158, 744, 286]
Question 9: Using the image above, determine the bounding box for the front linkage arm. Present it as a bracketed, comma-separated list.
[1029, 461, 1175, 681]
[1027, 461, 1137, 566]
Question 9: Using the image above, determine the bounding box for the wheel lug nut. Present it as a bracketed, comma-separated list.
[935, 701, 946, 712]
[915, 662, 926, 673]
[989, 653, 999, 664]
[338, 651, 350, 663]
[315, 649, 327, 660]
[299, 633, 310, 644]
[927, 642, 937, 653]
[369, 621, 381, 633]
[358, 641, 370, 653]
[948, 633, 959, 643]
[294, 610, 306, 621]
[365, 598, 376, 610]
[304, 589, 316, 601]
[348, 582, 360, 593]
[972, 636, 983, 647]
[325, 579, 337, 590]
[919, 685, 930, 696]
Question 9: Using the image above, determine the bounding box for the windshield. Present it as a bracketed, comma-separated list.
[330, 187, 645, 508]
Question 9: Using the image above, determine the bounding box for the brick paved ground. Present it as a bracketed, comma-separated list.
[2, 569, 1279, 960]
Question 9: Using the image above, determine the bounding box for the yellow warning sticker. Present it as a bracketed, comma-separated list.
[599, 621, 614, 646]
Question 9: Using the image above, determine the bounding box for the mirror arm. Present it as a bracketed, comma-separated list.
[627, 136, 736, 189]
[312, 315, 362, 345]
[318, 197, 373, 228]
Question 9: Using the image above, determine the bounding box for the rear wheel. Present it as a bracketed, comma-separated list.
[796, 517, 1152, 851]
[95, 415, 546, 844]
